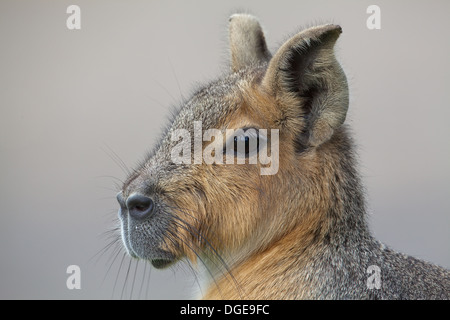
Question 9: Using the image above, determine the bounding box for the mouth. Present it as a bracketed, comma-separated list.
[127, 244, 177, 269]
[125, 233, 178, 269]
[119, 221, 177, 269]
[126, 247, 177, 269]
[151, 258, 175, 269]
[117, 194, 186, 270]
[118, 203, 178, 269]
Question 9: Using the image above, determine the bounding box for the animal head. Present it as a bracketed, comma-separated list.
[116, 14, 349, 273]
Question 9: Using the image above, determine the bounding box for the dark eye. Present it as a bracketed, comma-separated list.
[224, 128, 261, 158]
[233, 135, 258, 157]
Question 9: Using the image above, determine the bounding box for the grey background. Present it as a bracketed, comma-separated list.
[0, 0, 449, 299]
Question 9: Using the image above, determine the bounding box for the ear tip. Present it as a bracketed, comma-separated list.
[228, 13, 264, 36]
[325, 24, 343, 36]
[307, 24, 342, 43]
[229, 13, 259, 23]
[333, 24, 343, 33]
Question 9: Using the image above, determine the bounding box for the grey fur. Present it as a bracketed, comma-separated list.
[117, 14, 450, 299]
[229, 13, 271, 72]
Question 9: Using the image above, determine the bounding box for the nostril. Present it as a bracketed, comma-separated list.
[126, 194, 154, 219]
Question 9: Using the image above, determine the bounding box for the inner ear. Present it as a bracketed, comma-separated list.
[263, 25, 349, 148]
[281, 41, 323, 95]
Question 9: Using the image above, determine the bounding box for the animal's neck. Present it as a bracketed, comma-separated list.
[202, 128, 374, 299]
[201, 218, 374, 299]
[201, 201, 373, 299]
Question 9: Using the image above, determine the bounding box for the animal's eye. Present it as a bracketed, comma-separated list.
[224, 128, 263, 158]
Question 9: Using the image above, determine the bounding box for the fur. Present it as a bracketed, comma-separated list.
[117, 14, 450, 299]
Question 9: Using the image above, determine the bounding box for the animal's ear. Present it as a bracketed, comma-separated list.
[262, 24, 349, 148]
[229, 14, 271, 72]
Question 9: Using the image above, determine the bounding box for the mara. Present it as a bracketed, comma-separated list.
[114, 14, 450, 299]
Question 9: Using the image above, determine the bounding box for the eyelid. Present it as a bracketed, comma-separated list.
[225, 128, 267, 142]
[222, 127, 266, 158]
[242, 128, 258, 139]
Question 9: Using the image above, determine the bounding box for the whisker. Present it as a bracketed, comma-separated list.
[138, 260, 148, 300]
[112, 252, 127, 299]
[99, 209, 119, 220]
[165, 221, 227, 298]
[101, 143, 131, 177]
[145, 260, 152, 300]
[130, 259, 139, 300]
[153, 79, 180, 106]
[94, 175, 125, 185]
[183, 258, 203, 298]
[96, 185, 122, 193]
[105, 239, 124, 267]
[170, 212, 238, 282]
[101, 244, 123, 288]
[96, 196, 119, 201]
[121, 258, 133, 300]
[100, 225, 121, 236]
[164, 204, 202, 224]
[90, 234, 121, 265]
[164, 226, 223, 296]
[167, 207, 244, 298]
[167, 56, 186, 103]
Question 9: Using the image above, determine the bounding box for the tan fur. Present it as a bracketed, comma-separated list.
[117, 14, 450, 300]
[159, 79, 343, 298]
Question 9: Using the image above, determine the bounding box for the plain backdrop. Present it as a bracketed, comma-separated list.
[0, 0, 449, 299]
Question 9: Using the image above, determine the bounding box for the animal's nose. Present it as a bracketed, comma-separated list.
[126, 193, 154, 220]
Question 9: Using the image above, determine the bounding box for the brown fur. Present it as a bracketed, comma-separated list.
[116, 14, 450, 299]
